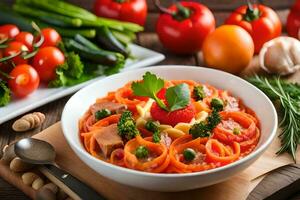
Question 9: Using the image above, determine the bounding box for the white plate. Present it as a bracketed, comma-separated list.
[62, 66, 277, 191]
[0, 44, 165, 124]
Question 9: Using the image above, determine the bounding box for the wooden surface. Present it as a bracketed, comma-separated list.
[0, 0, 297, 199]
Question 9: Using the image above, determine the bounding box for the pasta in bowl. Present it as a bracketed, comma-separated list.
[62, 66, 277, 191]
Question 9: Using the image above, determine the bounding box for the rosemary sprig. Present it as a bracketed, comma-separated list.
[247, 75, 300, 161]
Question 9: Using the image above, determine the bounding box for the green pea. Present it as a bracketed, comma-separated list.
[233, 127, 241, 135]
[135, 146, 149, 159]
[183, 148, 196, 161]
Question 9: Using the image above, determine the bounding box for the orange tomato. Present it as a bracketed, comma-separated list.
[202, 25, 254, 74]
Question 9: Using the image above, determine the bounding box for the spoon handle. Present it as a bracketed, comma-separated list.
[39, 164, 105, 200]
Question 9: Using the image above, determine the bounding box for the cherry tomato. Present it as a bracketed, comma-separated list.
[94, 0, 147, 26]
[39, 28, 62, 47]
[15, 32, 34, 52]
[287, 0, 300, 38]
[4, 41, 29, 65]
[156, 2, 215, 54]
[225, 4, 282, 53]
[202, 25, 254, 74]
[0, 24, 20, 39]
[8, 64, 40, 98]
[32, 47, 65, 82]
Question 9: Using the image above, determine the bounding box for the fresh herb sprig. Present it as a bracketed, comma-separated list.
[248, 75, 300, 161]
[132, 72, 190, 112]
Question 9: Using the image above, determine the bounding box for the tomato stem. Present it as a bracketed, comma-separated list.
[244, 0, 261, 22]
[173, 2, 191, 21]
[0, 52, 21, 63]
[114, 0, 126, 3]
[32, 22, 44, 49]
[0, 70, 12, 80]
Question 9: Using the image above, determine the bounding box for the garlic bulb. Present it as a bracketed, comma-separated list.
[259, 36, 300, 75]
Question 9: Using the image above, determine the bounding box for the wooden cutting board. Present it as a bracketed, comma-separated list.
[0, 122, 299, 200]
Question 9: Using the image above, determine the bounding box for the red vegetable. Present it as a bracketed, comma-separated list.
[15, 32, 34, 52]
[8, 64, 39, 98]
[0, 24, 20, 39]
[32, 47, 65, 82]
[150, 102, 195, 127]
[225, 4, 281, 53]
[155, 1, 215, 54]
[287, 0, 300, 38]
[94, 0, 147, 26]
[4, 41, 28, 65]
[39, 28, 62, 47]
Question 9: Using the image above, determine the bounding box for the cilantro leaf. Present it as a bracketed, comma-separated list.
[166, 83, 190, 111]
[0, 81, 11, 107]
[131, 72, 168, 110]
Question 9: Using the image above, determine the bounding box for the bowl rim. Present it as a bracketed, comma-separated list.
[62, 65, 278, 178]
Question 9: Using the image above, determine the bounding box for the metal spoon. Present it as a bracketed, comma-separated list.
[15, 138, 104, 200]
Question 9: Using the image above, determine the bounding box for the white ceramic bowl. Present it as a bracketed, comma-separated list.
[61, 66, 277, 192]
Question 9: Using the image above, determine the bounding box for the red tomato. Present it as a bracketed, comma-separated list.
[94, 0, 147, 26]
[39, 28, 62, 47]
[15, 32, 34, 52]
[287, 0, 300, 38]
[225, 4, 282, 53]
[0, 24, 20, 39]
[4, 41, 28, 65]
[8, 64, 40, 98]
[156, 2, 215, 54]
[32, 47, 65, 82]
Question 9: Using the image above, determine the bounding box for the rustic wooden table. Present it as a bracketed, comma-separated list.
[0, 0, 296, 199]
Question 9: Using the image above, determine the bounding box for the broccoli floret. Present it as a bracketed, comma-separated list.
[117, 110, 139, 140]
[145, 120, 159, 132]
[193, 86, 206, 101]
[0, 81, 11, 107]
[189, 121, 211, 138]
[95, 109, 111, 120]
[189, 109, 221, 138]
[207, 109, 222, 129]
[152, 131, 161, 143]
[135, 146, 149, 159]
[210, 98, 224, 112]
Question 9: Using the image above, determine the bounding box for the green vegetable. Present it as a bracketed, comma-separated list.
[135, 146, 149, 159]
[145, 121, 159, 133]
[117, 110, 139, 140]
[145, 121, 161, 143]
[193, 85, 206, 101]
[95, 109, 111, 120]
[233, 127, 241, 135]
[210, 98, 224, 112]
[0, 6, 96, 39]
[189, 110, 221, 138]
[74, 34, 99, 50]
[189, 121, 211, 138]
[183, 148, 196, 161]
[152, 131, 161, 143]
[15, 0, 143, 33]
[96, 26, 129, 57]
[165, 83, 190, 112]
[0, 81, 11, 107]
[64, 39, 125, 67]
[131, 72, 167, 111]
[48, 50, 84, 87]
[132, 72, 191, 112]
[247, 75, 300, 161]
[13, 4, 82, 27]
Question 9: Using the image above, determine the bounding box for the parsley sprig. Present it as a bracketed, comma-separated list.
[132, 72, 190, 112]
[248, 75, 300, 162]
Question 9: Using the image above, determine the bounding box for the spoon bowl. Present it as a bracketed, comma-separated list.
[14, 138, 56, 165]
